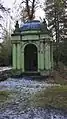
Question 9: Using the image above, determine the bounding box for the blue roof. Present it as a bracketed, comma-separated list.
[20, 20, 41, 31]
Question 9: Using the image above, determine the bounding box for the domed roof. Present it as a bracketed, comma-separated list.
[20, 20, 41, 31]
[13, 20, 52, 36]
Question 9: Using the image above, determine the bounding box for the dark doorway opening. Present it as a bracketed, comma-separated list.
[24, 44, 38, 71]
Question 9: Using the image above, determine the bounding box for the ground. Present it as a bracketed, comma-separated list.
[30, 85, 67, 110]
[30, 64, 67, 110]
[0, 66, 67, 118]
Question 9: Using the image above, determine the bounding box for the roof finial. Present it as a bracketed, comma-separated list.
[14, 21, 20, 33]
[43, 19, 47, 28]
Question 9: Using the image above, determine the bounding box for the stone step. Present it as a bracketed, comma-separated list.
[22, 71, 40, 76]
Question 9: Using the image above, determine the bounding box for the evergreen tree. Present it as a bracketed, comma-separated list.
[60, 0, 67, 65]
[45, 0, 64, 67]
[0, 30, 11, 66]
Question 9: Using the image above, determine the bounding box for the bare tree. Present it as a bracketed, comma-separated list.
[0, 0, 10, 41]
[12, 0, 43, 22]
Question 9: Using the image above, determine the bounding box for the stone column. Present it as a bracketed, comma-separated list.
[12, 44, 17, 69]
[21, 42, 24, 72]
[37, 42, 40, 72]
[38, 50, 40, 72]
[45, 43, 51, 70]
[50, 42, 53, 69]
[48, 44, 51, 69]
[40, 41, 44, 70]
[17, 43, 21, 69]
[22, 52, 24, 72]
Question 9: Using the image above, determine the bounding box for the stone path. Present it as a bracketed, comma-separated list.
[0, 67, 11, 72]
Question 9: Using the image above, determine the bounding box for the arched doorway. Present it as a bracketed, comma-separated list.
[24, 44, 38, 71]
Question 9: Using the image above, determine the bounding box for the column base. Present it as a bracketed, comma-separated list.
[40, 70, 51, 76]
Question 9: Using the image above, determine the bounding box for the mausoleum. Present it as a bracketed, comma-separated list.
[11, 20, 53, 75]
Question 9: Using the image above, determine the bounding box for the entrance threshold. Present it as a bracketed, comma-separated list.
[22, 71, 40, 76]
[21, 71, 49, 80]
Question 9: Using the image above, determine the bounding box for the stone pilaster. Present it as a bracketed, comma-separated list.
[21, 43, 24, 72]
[12, 44, 17, 69]
[40, 41, 44, 70]
[45, 43, 51, 70]
[50, 42, 53, 69]
[17, 44, 21, 69]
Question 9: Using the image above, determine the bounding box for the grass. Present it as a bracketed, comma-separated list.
[0, 90, 10, 102]
[30, 85, 67, 110]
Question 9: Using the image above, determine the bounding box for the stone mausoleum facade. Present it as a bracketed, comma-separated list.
[11, 20, 53, 74]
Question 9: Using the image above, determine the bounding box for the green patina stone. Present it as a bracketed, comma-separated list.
[11, 19, 53, 75]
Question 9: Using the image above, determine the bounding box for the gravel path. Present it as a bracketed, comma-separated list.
[0, 77, 67, 119]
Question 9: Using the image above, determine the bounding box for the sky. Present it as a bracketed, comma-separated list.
[3, 0, 14, 8]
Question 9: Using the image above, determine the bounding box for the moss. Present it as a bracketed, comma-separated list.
[10, 69, 22, 77]
[30, 86, 67, 110]
[0, 90, 10, 102]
